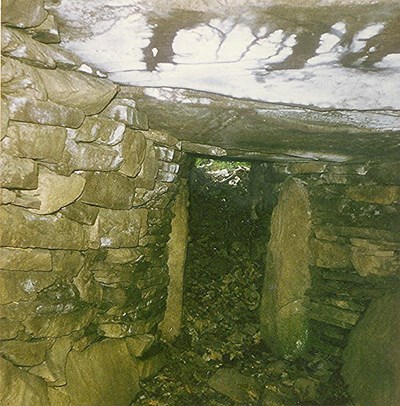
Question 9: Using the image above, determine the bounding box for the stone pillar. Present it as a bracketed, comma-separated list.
[159, 180, 189, 341]
[260, 177, 311, 358]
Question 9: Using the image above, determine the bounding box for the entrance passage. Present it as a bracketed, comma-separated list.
[134, 158, 350, 406]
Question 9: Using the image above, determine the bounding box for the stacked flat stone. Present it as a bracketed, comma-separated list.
[0, 1, 185, 404]
[252, 160, 400, 406]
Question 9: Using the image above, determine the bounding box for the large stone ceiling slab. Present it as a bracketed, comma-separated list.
[48, 0, 400, 160]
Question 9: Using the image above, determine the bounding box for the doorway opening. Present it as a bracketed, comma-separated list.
[135, 157, 350, 405]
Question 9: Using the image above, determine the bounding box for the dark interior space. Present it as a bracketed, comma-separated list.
[135, 159, 351, 405]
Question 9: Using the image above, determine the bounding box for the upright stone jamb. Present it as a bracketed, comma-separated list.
[260, 177, 312, 358]
[159, 180, 189, 341]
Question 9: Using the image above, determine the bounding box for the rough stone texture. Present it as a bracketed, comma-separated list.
[0, 357, 50, 406]
[29, 335, 73, 385]
[58, 138, 122, 174]
[159, 183, 189, 341]
[0, 188, 15, 204]
[1, 27, 56, 68]
[118, 129, 147, 178]
[60, 202, 99, 225]
[209, 368, 259, 404]
[135, 352, 166, 382]
[1, 0, 47, 28]
[0, 339, 50, 367]
[1, 98, 9, 140]
[260, 177, 311, 358]
[65, 339, 140, 406]
[51, 250, 84, 279]
[73, 116, 126, 145]
[21, 166, 85, 214]
[105, 248, 142, 264]
[73, 267, 103, 303]
[0, 6, 187, 403]
[79, 171, 135, 210]
[311, 239, 352, 269]
[2, 57, 47, 100]
[0, 270, 56, 304]
[23, 308, 96, 338]
[0, 153, 38, 189]
[346, 185, 400, 205]
[286, 162, 327, 175]
[0, 248, 52, 271]
[7, 96, 85, 128]
[125, 335, 155, 357]
[97, 208, 147, 248]
[38, 68, 118, 115]
[0, 205, 91, 249]
[342, 290, 400, 406]
[0, 318, 22, 340]
[135, 140, 157, 190]
[4, 122, 67, 163]
[45, 44, 82, 69]
[351, 247, 399, 277]
[102, 99, 149, 130]
[30, 14, 61, 44]
[47, 387, 70, 405]
[368, 162, 400, 185]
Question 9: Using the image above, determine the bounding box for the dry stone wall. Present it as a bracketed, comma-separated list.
[251, 160, 400, 405]
[0, 1, 186, 404]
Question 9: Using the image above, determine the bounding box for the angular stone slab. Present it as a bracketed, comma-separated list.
[0, 270, 56, 304]
[4, 122, 66, 163]
[45, 44, 83, 69]
[30, 14, 60, 44]
[59, 138, 122, 174]
[125, 335, 155, 357]
[0, 153, 38, 189]
[24, 307, 96, 338]
[1, 0, 47, 28]
[51, 250, 84, 279]
[1, 26, 55, 68]
[47, 387, 70, 405]
[346, 185, 400, 205]
[73, 266, 103, 303]
[118, 129, 146, 178]
[7, 97, 85, 128]
[22, 166, 85, 215]
[38, 68, 118, 115]
[260, 177, 311, 358]
[1, 57, 47, 100]
[60, 202, 99, 225]
[351, 248, 399, 277]
[135, 140, 157, 190]
[80, 171, 135, 209]
[0, 205, 91, 249]
[97, 208, 146, 248]
[65, 339, 140, 406]
[342, 290, 400, 406]
[0, 188, 15, 204]
[0, 318, 22, 340]
[209, 368, 259, 404]
[73, 116, 126, 145]
[105, 248, 142, 264]
[0, 339, 50, 367]
[311, 239, 352, 269]
[0, 357, 50, 406]
[0, 247, 52, 271]
[29, 336, 73, 385]
[102, 99, 149, 130]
